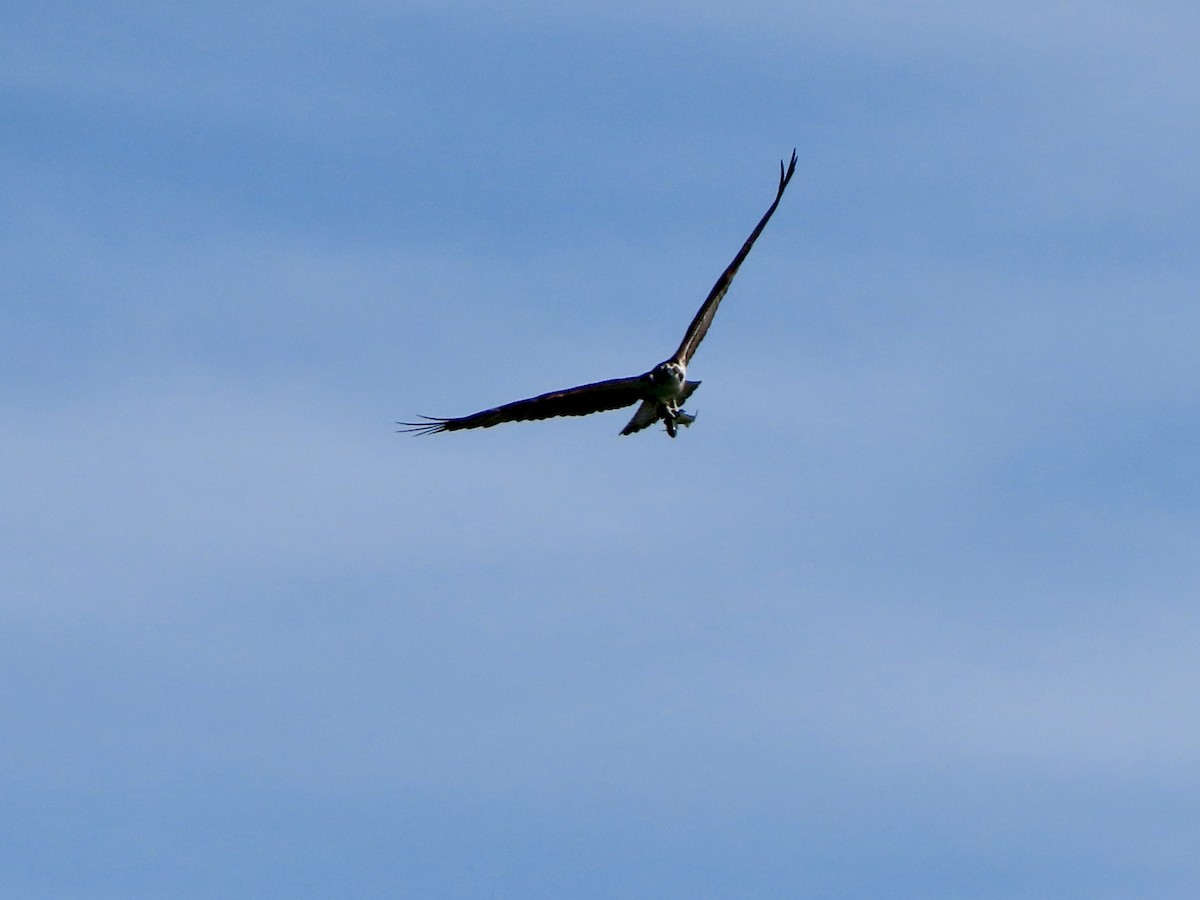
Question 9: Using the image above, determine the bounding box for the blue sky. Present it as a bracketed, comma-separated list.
[3, 1, 1199, 896]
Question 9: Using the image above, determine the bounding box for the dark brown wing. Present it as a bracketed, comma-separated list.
[398, 375, 648, 435]
[672, 149, 798, 367]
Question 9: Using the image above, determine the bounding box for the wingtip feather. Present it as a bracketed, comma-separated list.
[396, 416, 451, 435]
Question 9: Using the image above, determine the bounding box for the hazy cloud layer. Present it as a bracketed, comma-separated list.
[3, 1, 1199, 896]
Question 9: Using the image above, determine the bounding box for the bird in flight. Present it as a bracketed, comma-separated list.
[400, 149, 797, 438]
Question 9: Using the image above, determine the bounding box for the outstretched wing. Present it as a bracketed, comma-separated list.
[671, 149, 798, 367]
[399, 375, 647, 435]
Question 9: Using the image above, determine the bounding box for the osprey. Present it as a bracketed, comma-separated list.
[400, 150, 797, 438]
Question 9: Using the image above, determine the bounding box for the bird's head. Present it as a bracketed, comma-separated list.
[647, 361, 686, 401]
[650, 361, 685, 385]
